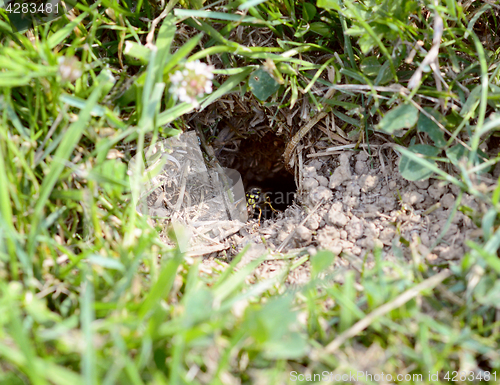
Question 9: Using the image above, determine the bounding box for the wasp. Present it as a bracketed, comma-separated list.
[246, 187, 279, 223]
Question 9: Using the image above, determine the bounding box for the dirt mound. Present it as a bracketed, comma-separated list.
[223, 146, 482, 282]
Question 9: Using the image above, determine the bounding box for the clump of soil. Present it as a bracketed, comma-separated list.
[221, 146, 483, 283]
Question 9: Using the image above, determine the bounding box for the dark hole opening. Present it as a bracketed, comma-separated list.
[216, 130, 297, 220]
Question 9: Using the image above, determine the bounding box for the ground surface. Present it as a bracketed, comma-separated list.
[207, 144, 487, 283]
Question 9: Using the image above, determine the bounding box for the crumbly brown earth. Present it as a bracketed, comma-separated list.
[206, 147, 485, 283]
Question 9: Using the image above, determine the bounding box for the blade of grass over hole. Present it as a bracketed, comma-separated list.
[27, 70, 115, 257]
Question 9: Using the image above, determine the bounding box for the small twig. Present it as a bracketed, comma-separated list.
[284, 111, 328, 169]
[307, 143, 386, 158]
[322, 269, 452, 354]
[145, 0, 179, 48]
[186, 243, 229, 257]
[408, 1, 444, 91]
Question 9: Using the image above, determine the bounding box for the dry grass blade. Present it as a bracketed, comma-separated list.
[408, 1, 444, 91]
[284, 111, 328, 169]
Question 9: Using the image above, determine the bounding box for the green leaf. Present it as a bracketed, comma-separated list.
[303, 3, 317, 22]
[398, 144, 440, 181]
[360, 56, 381, 77]
[317, 0, 341, 11]
[446, 144, 490, 172]
[309, 21, 331, 36]
[417, 108, 446, 147]
[446, 144, 467, 166]
[377, 104, 419, 134]
[248, 67, 280, 101]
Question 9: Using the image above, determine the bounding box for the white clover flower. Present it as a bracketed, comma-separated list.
[169, 60, 214, 107]
[58, 56, 82, 83]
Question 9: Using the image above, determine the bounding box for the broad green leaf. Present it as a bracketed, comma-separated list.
[417, 107, 446, 147]
[317, 0, 341, 11]
[446, 144, 467, 166]
[303, 3, 317, 22]
[378, 104, 419, 134]
[309, 21, 331, 36]
[398, 144, 440, 181]
[460, 85, 481, 118]
[360, 56, 381, 77]
[446, 144, 490, 172]
[248, 67, 280, 101]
